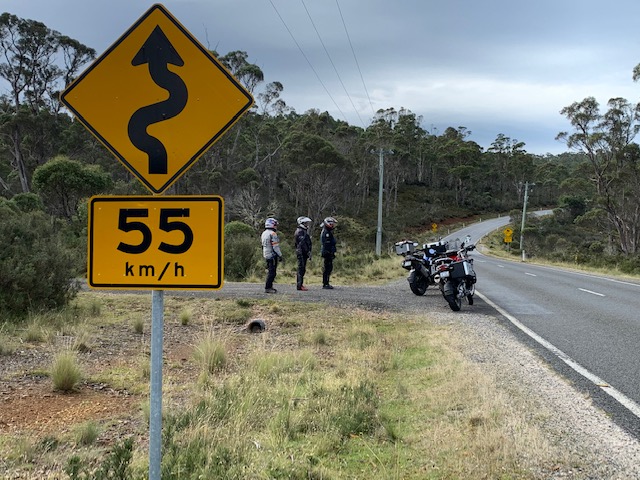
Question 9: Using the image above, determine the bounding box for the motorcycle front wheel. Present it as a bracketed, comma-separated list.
[409, 273, 428, 296]
[467, 282, 475, 305]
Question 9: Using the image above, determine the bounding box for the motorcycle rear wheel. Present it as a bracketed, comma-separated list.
[445, 293, 461, 311]
[409, 274, 428, 296]
[442, 280, 462, 311]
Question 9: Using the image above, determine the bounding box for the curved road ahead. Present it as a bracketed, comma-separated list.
[443, 214, 640, 436]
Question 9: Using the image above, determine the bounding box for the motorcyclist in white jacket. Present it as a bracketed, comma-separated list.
[261, 217, 282, 293]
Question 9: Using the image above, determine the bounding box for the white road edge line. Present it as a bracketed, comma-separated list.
[525, 272, 537, 277]
[578, 288, 605, 297]
[476, 290, 640, 420]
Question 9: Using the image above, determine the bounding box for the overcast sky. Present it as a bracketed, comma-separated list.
[5, 0, 640, 155]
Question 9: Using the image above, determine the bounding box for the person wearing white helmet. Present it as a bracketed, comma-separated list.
[261, 217, 282, 293]
[320, 216, 337, 289]
[294, 216, 312, 291]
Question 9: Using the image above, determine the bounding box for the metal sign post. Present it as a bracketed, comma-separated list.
[149, 290, 164, 479]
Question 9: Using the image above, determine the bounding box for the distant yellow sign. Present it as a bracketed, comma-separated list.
[431, 223, 438, 232]
[503, 227, 514, 243]
[88, 196, 224, 289]
[60, 4, 253, 194]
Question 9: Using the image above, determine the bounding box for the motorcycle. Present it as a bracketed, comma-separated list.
[394, 239, 448, 296]
[433, 238, 477, 311]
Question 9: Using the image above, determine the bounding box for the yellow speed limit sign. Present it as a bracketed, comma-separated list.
[503, 227, 514, 243]
[88, 195, 223, 289]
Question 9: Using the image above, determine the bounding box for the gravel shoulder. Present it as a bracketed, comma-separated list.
[186, 278, 640, 478]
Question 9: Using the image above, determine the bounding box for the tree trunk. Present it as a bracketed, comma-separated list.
[11, 127, 30, 193]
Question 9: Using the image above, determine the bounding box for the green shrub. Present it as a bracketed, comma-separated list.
[132, 316, 144, 334]
[179, 309, 192, 325]
[88, 298, 102, 317]
[32, 155, 112, 219]
[193, 334, 228, 374]
[38, 435, 60, 453]
[0, 208, 80, 316]
[311, 330, 328, 346]
[74, 421, 100, 446]
[23, 320, 47, 343]
[0, 333, 16, 355]
[66, 437, 134, 480]
[11, 193, 43, 213]
[50, 350, 82, 392]
[225, 220, 255, 237]
[224, 221, 261, 280]
[618, 255, 640, 274]
[218, 307, 252, 324]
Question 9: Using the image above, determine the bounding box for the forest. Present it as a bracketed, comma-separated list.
[2, 12, 640, 316]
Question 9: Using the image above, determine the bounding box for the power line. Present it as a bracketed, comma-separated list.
[335, 0, 375, 119]
[268, 0, 349, 122]
[301, 0, 365, 128]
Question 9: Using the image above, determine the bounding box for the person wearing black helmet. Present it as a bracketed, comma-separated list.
[320, 217, 337, 289]
[261, 217, 282, 293]
[294, 216, 312, 291]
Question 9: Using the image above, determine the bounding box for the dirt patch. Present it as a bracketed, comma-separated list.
[0, 379, 136, 436]
[0, 314, 202, 442]
[0, 298, 270, 451]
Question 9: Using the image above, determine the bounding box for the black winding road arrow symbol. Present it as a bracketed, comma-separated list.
[128, 26, 188, 175]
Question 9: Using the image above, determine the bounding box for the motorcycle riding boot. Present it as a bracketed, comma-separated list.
[322, 272, 333, 289]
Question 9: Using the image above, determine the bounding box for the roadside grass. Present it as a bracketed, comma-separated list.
[50, 350, 82, 392]
[0, 292, 572, 479]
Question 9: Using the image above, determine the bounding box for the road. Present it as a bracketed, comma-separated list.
[444, 214, 640, 436]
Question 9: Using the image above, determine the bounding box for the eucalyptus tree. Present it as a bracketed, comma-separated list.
[487, 134, 535, 200]
[248, 81, 292, 173]
[31, 155, 112, 219]
[557, 96, 640, 254]
[0, 13, 95, 194]
[533, 159, 572, 207]
[390, 108, 427, 195]
[330, 122, 366, 210]
[194, 49, 265, 179]
[434, 127, 483, 208]
[365, 108, 404, 213]
[279, 130, 349, 225]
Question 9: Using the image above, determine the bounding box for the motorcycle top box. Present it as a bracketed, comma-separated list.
[394, 241, 417, 255]
[424, 241, 447, 254]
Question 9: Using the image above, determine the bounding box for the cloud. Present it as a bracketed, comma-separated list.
[6, 0, 640, 155]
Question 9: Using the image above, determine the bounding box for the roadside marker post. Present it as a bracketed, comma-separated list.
[60, 4, 253, 478]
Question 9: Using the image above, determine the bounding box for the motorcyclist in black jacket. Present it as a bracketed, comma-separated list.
[294, 216, 312, 291]
[320, 217, 337, 289]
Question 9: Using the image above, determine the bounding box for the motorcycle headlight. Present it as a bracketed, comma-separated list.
[402, 260, 412, 268]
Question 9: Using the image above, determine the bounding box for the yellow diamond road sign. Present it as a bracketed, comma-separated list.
[61, 4, 253, 194]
